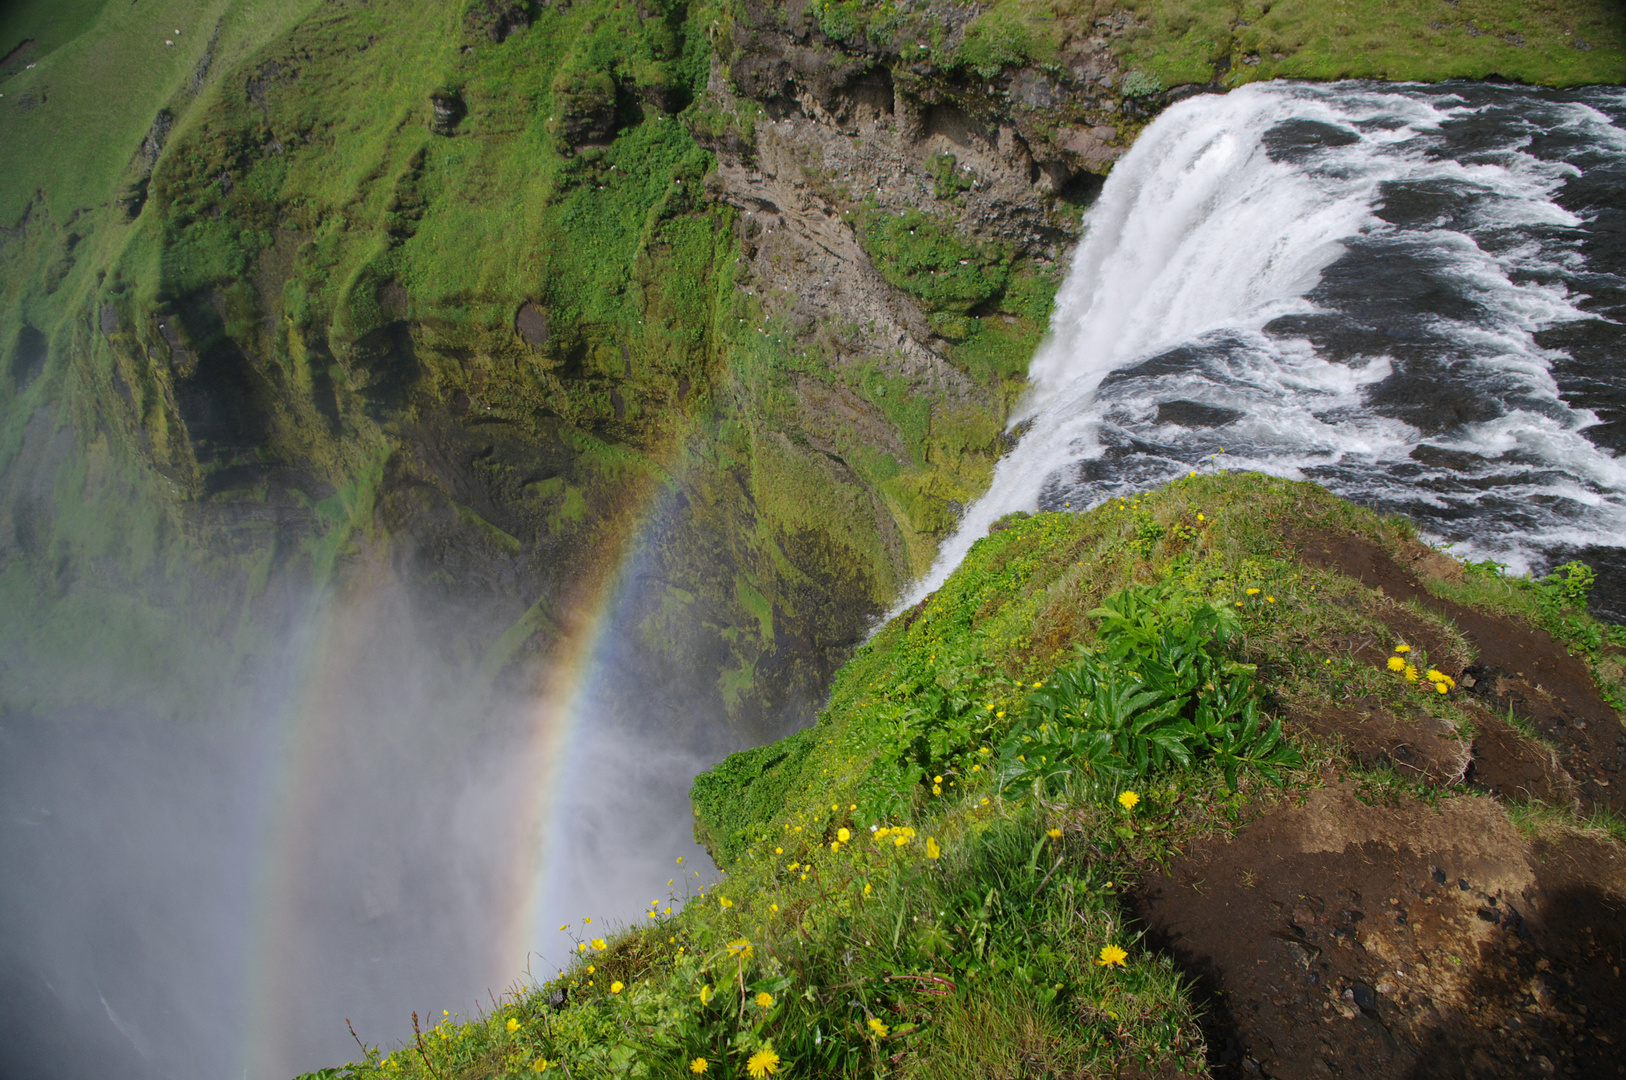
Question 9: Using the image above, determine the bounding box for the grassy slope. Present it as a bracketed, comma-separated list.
[807, 0, 1623, 90]
[0, 0, 323, 226]
[1129, 0, 1626, 88]
[320, 471, 1622, 1079]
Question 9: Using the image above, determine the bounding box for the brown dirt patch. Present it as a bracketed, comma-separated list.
[1462, 702, 1577, 809]
[1283, 699, 1468, 786]
[1288, 527, 1626, 812]
[1132, 785, 1626, 1079]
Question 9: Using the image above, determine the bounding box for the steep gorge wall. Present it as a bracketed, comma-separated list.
[0, 0, 1122, 734]
[2, 0, 1623, 732]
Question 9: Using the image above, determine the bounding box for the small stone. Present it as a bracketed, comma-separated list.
[1350, 982, 1378, 1011]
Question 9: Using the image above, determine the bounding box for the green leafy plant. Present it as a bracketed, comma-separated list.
[1000, 582, 1298, 793]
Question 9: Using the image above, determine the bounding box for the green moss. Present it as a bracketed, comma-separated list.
[859, 208, 1012, 315]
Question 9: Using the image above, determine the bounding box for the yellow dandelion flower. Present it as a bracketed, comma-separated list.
[931, 784, 941, 795]
[611, 981, 624, 994]
[676, 857, 684, 864]
[700, 984, 713, 1005]
[507, 1018, 520, 1033]
[1387, 656, 1406, 672]
[775, 847, 783, 854]
[533, 1059, 550, 1073]
[1246, 588, 1260, 595]
[837, 828, 850, 843]
[978, 746, 991, 756]
[996, 710, 1005, 718]
[718, 896, 732, 909]
[1405, 664, 1419, 682]
[1197, 513, 1205, 522]
[1436, 681, 1450, 694]
[583, 917, 591, 924]
[1427, 669, 1446, 683]
[1046, 827, 1062, 839]
[1267, 595, 1276, 603]
[926, 836, 941, 859]
[756, 991, 774, 1009]
[592, 938, 607, 951]
[1395, 644, 1410, 653]
[867, 1017, 889, 1038]
[769, 903, 778, 913]
[863, 882, 872, 895]
[1119, 790, 1141, 810]
[690, 1059, 709, 1074]
[746, 1049, 780, 1078]
[576, 943, 586, 953]
[1097, 944, 1129, 967]
[587, 965, 595, 974]
[726, 939, 753, 958]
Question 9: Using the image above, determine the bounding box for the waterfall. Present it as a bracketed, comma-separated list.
[906, 81, 1626, 607]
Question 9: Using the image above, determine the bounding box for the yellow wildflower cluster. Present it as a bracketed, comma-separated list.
[1388, 645, 1453, 693]
[874, 825, 917, 848]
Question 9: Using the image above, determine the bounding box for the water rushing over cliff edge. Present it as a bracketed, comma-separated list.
[909, 81, 1626, 616]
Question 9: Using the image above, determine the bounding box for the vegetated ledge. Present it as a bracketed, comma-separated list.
[313, 472, 1626, 1080]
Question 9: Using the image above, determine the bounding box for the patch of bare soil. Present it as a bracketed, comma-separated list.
[1289, 527, 1626, 812]
[1282, 699, 1467, 786]
[1133, 785, 1626, 1079]
[1462, 701, 1577, 809]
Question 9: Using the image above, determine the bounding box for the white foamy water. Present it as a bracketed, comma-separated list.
[904, 81, 1626, 604]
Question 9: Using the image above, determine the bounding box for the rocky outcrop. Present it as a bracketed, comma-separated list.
[428, 89, 466, 135]
[689, 0, 1163, 403]
[463, 0, 533, 44]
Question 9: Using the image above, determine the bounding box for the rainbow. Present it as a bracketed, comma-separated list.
[239, 430, 712, 1079]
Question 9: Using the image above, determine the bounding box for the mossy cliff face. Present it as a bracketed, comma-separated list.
[2, 0, 1624, 731]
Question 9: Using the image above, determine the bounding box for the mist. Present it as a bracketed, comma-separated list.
[0, 561, 730, 1080]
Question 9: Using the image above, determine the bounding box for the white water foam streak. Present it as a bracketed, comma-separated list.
[900, 82, 1626, 607]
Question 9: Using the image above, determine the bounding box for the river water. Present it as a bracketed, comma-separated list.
[914, 81, 1626, 619]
